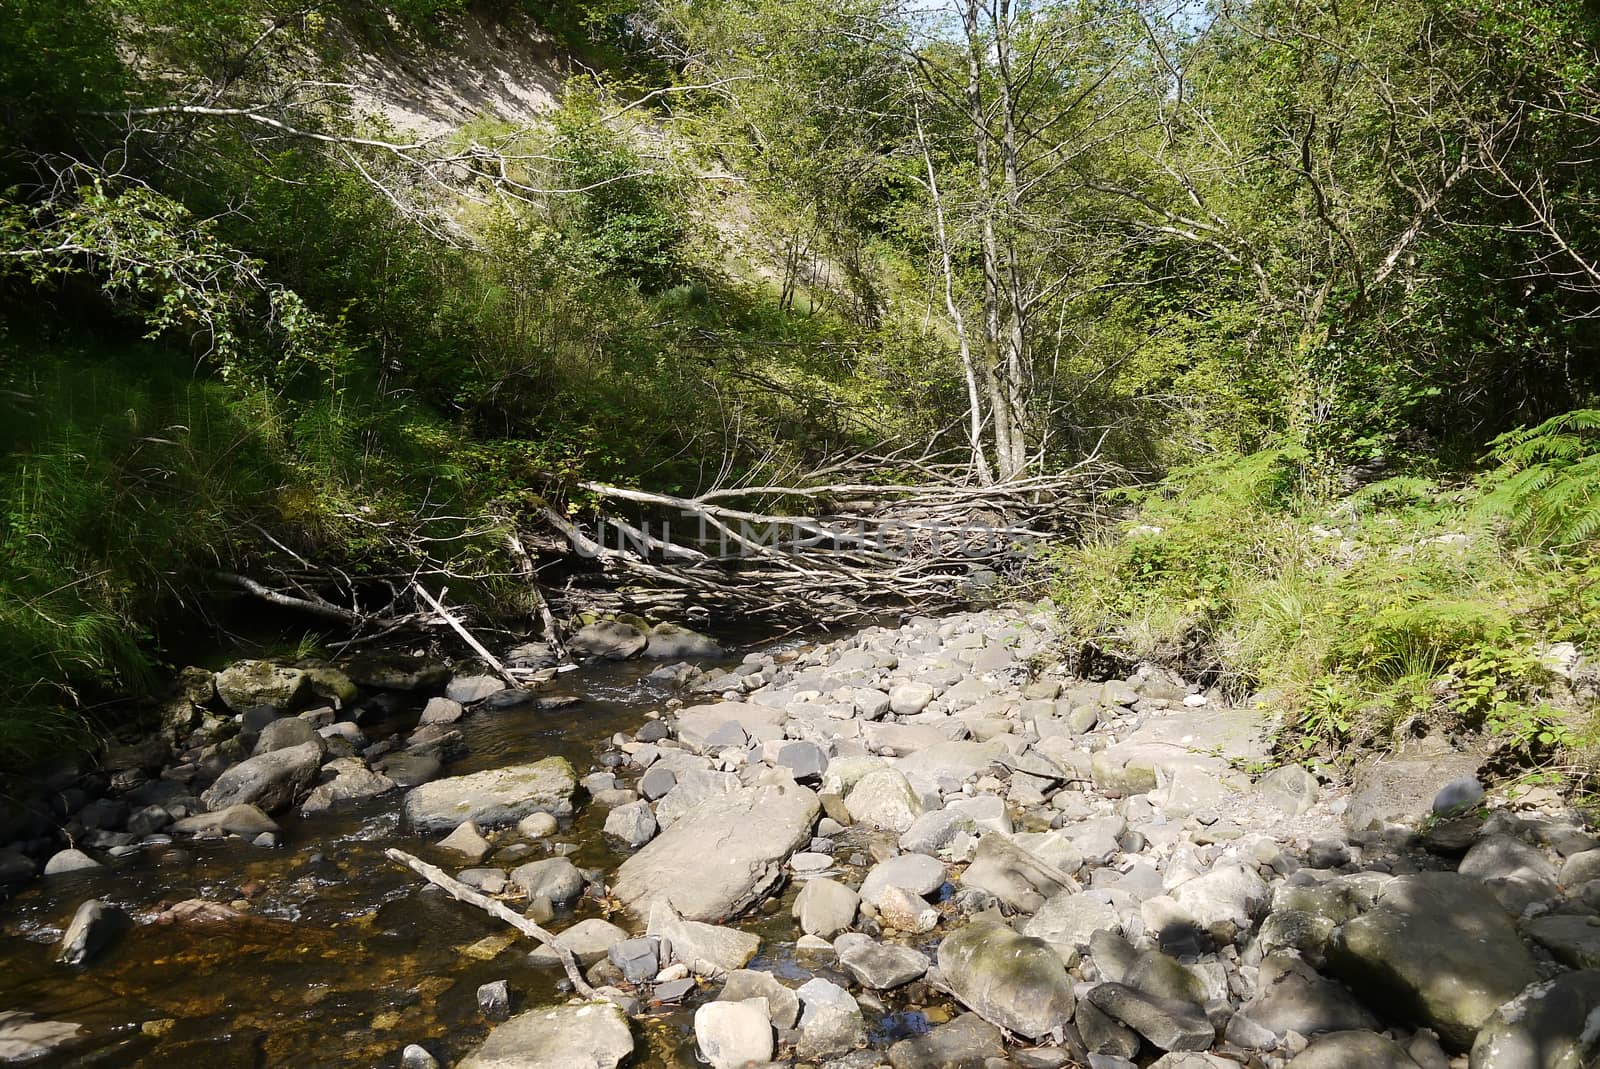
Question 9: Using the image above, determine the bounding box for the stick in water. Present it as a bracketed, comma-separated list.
[384, 847, 602, 1002]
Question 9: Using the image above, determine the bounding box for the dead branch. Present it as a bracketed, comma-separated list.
[384, 848, 603, 1003]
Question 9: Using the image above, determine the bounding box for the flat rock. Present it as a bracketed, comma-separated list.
[837, 938, 929, 989]
[613, 780, 819, 922]
[861, 853, 947, 907]
[214, 660, 307, 713]
[171, 804, 280, 838]
[569, 621, 649, 660]
[456, 1001, 633, 1069]
[1086, 982, 1214, 1052]
[1238, 953, 1376, 1038]
[1522, 914, 1600, 969]
[403, 757, 577, 833]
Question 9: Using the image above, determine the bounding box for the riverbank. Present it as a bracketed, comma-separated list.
[2, 606, 1599, 1067]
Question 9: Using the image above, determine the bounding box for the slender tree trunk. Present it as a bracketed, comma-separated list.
[963, 0, 1016, 479]
[910, 73, 994, 484]
[993, 0, 1031, 478]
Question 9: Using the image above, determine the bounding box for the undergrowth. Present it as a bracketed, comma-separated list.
[1045, 433, 1600, 792]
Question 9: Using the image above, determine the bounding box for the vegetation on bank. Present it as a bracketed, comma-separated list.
[1046, 421, 1600, 791]
[1, 0, 1598, 783]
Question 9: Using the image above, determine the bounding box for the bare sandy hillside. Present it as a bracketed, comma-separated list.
[342, 10, 564, 139]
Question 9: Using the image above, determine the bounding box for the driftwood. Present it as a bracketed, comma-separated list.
[410, 582, 523, 688]
[384, 847, 602, 1002]
[537, 451, 1118, 626]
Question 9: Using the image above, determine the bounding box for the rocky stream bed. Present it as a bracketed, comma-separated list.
[2, 606, 1599, 1069]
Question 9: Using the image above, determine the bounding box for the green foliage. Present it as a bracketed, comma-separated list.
[1477, 410, 1600, 548]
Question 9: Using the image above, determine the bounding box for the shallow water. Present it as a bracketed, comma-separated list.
[0, 643, 945, 1068]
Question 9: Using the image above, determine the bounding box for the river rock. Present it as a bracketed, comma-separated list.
[603, 801, 658, 847]
[1236, 953, 1376, 1038]
[648, 902, 761, 974]
[861, 853, 947, 907]
[379, 752, 440, 788]
[0, 850, 35, 884]
[201, 741, 322, 814]
[420, 698, 464, 725]
[438, 821, 493, 862]
[612, 779, 820, 922]
[645, 623, 722, 660]
[899, 808, 980, 855]
[876, 885, 940, 933]
[1325, 872, 1539, 1050]
[694, 998, 773, 1069]
[937, 920, 1076, 1038]
[1285, 1030, 1422, 1068]
[214, 661, 307, 713]
[570, 621, 649, 660]
[836, 937, 929, 989]
[1346, 752, 1482, 831]
[1023, 892, 1121, 965]
[527, 918, 628, 967]
[456, 1001, 633, 1069]
[1469, 969, 1600, 1069]
[347, 655, 448, 691]
[794, 877, 859, 939]
[1086, 983, 1214, 1053]
[1458, 834, 1559, 912]
[300, 758, 394, 814]
[171, 804, 279, 838]
[403, 757, 577, 833]
[1169, 862, 1270, 945]
[42, 849, 101, 876]
[888, 1012, 1003, 1069]
[56, 899, 131, 965]
[845, 768, 925, 832]
[720, 970, 801, 1028]
[251, 716, 323, 756]
[1522, 914, 1600, 969]
[510, 857, 584, 906]
[446, 675, 507, 704]
[890, 683, 935, 716]
[796, 977, 866, 1059]
[0, 1011, 84, 1063]
[1256, 764, 1319, 816]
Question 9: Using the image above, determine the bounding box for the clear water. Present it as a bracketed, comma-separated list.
[0, 650, 951, 1067]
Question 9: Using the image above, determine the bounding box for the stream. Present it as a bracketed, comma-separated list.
[0, 641, 913, 1068]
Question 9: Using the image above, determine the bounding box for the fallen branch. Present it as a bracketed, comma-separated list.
[411, 582, 520, 688]
[384, 848, 601, 1003]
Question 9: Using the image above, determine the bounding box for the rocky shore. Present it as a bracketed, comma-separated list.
[4, 606, 1600, 1068]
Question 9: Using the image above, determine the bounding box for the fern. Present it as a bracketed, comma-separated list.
[1477, 409, 1600, 549]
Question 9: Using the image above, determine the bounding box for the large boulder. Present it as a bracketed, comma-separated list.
[1346, 751, 1482, 831]
[214, 660, 307, 713]
[613, 780, 820, 922]
[402, 757, 577, 833]
[1325, 872, 1539, 1050]
[936, 920, 1076, 1038]
[456, 1002, 633, 1069]
[201, 741, 322, 814]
